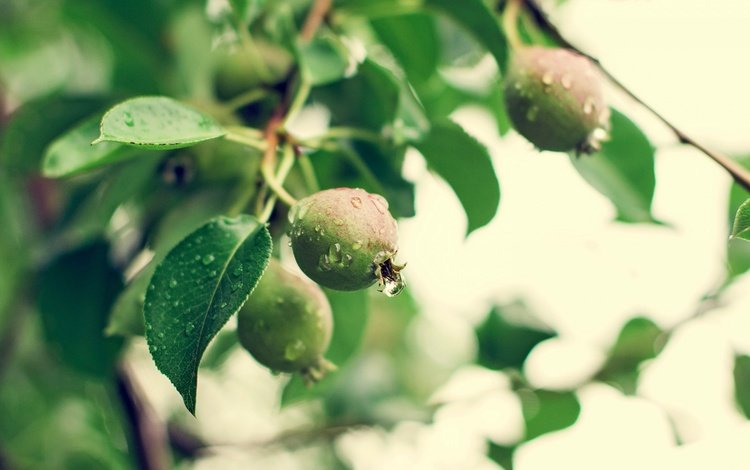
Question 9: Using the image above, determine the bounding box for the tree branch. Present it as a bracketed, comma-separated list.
[521, 0, 750, 193]
[300, 0, 333, 42]
[116, 363, 171, 470]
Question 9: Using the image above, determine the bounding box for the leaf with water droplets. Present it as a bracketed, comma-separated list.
[144, 215, 271, 414]
[415, 119, 500, 235]
[95, 96, 225, 149]
[570, 109, 661, 224]
[42, 115, 141, 177]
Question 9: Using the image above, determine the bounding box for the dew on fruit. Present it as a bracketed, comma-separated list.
[541, 72, 554, 85]
[202, 254, 215, 265]
[526, 105, 539, 121]
[284, 340, 306, 360]
[369, 195, 388, 214]
[561, 74, 573, 89]
[583, 97, 596, 115]
[343, 254, 353, 267]
[318, 254, 332, 271]
[352, 241, 362, 251]
[381, 273, 405, 297]
[333, 218, 343, 226]
[350, 196, 363, 208]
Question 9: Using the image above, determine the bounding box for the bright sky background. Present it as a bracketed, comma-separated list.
[127, 1, 750, 468]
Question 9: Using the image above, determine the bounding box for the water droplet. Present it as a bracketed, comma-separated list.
[318, 254, 332, 271]
[381, 272, 406, 298]
[158, 332, 164, 338]
[343, 254, 353, 267]
[233, 265, 243, 277]
[169, 279, 178, 288]
[195, 236, 203, 244]
[583, 97, 596, 115]
[333, 218, 344, 226]
[275, 297, 284, 305]
[220, 302, 228, 308]
[369, 195, 389, 214]
[151, 345, 158, 352]
[513, 82, 523, 91]
[185, 323, 195, 335]
[542, 72, 554, 85]
[526, 105, 539, 122]
[210, 270, 217, 277]
[123, 112, 134, 127]
[561, 74, 572, 89]
[173, 300, 180, 307]
[350, 197, 363, 209]
[284, 340, 306, 360]
[352, 241, 362, 251]
[287, 239, 292, 247]
[202, 254, 215, 265]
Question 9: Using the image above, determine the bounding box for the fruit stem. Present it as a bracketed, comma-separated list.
[300, 0, 333, 42]
[259, 143, 297, 223]
[521, 0, 750, 193]
[502, 0, 524, 50]
[224, 127, 268, 151]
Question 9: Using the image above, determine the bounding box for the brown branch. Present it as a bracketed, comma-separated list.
[521, 0, 750, 193]
[116, 363, 171, 470]
[300, 0, 333, 42]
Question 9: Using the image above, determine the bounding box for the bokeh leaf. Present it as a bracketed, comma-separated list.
[595, 316, 664, 394]
[144, 215, 271, 414]
[298, 33, 351, 86]
[733, 355, 750, 418]
[37, 242, 124, 378]
[42, 115, 140, 177]
[519, 389, 580, 440]
[415, 119, 500, 235]
[371, 13, 440, 85]
[570, 109, 659, 224]
[96, 96, 225, 149]
[475, 301, 554, 370]
[425, 0, 508, 74]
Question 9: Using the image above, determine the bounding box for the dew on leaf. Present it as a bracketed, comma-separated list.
[202, 254, 215, 265]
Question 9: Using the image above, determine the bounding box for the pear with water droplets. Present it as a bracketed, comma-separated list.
[504, 46, 610, 153]
[289, 187, 404, 294]
[237, 259, 334, 383]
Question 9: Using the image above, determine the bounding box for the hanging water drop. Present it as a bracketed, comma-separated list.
[202, 254, 215, 265]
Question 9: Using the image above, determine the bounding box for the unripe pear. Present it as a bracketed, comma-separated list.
[289, 188, 404, 296]
[237, 259, 334, 383]
[503, 46, 610, 153]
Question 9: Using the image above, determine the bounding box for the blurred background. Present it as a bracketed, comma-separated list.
[2, 0, 750, 469]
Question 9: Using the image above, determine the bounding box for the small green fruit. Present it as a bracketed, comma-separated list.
[503, 46, 610, 153]
[237, 260, 334, 383]
[289, 188, 405, 295]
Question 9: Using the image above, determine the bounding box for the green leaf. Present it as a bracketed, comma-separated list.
[474, 301, 554, 370]
[297, 33, 350, 86]
[733, 355, 750, 418]
[570, 109, 659, 224]
[425, 0, 508, 74]
[519, 389, 580, 440]
[731, 198, 750, 241]
[371, 13, 440, 85]
[42, 115, 141, 177]
[281, 288, 369, 406]
[595, 317, 664, 394]
[415, 119, 500, 234]
[37, 242, 124, 378]
[1, 95, 108, 174]
[144, 215, 271, 414]
[96, 96, 225, 149]
[312, 59, 400, 131]
[725, 156, 750, 280]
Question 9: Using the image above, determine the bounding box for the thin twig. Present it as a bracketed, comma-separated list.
[521, 0, 750, 193]
[116, 363, 171, 470]
[300, 0, 333, 42]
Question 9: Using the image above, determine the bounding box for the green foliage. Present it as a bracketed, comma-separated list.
[519, 389, 580, 440]
[37, 242, 124, 378]
[415, 119, 501, 235]
[144, 215, 271, 413]
[570, 109, 659, 224]
[475, 302, 554, 370]
[734, 355, 750, 418]
[96, 96, 226, 149]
